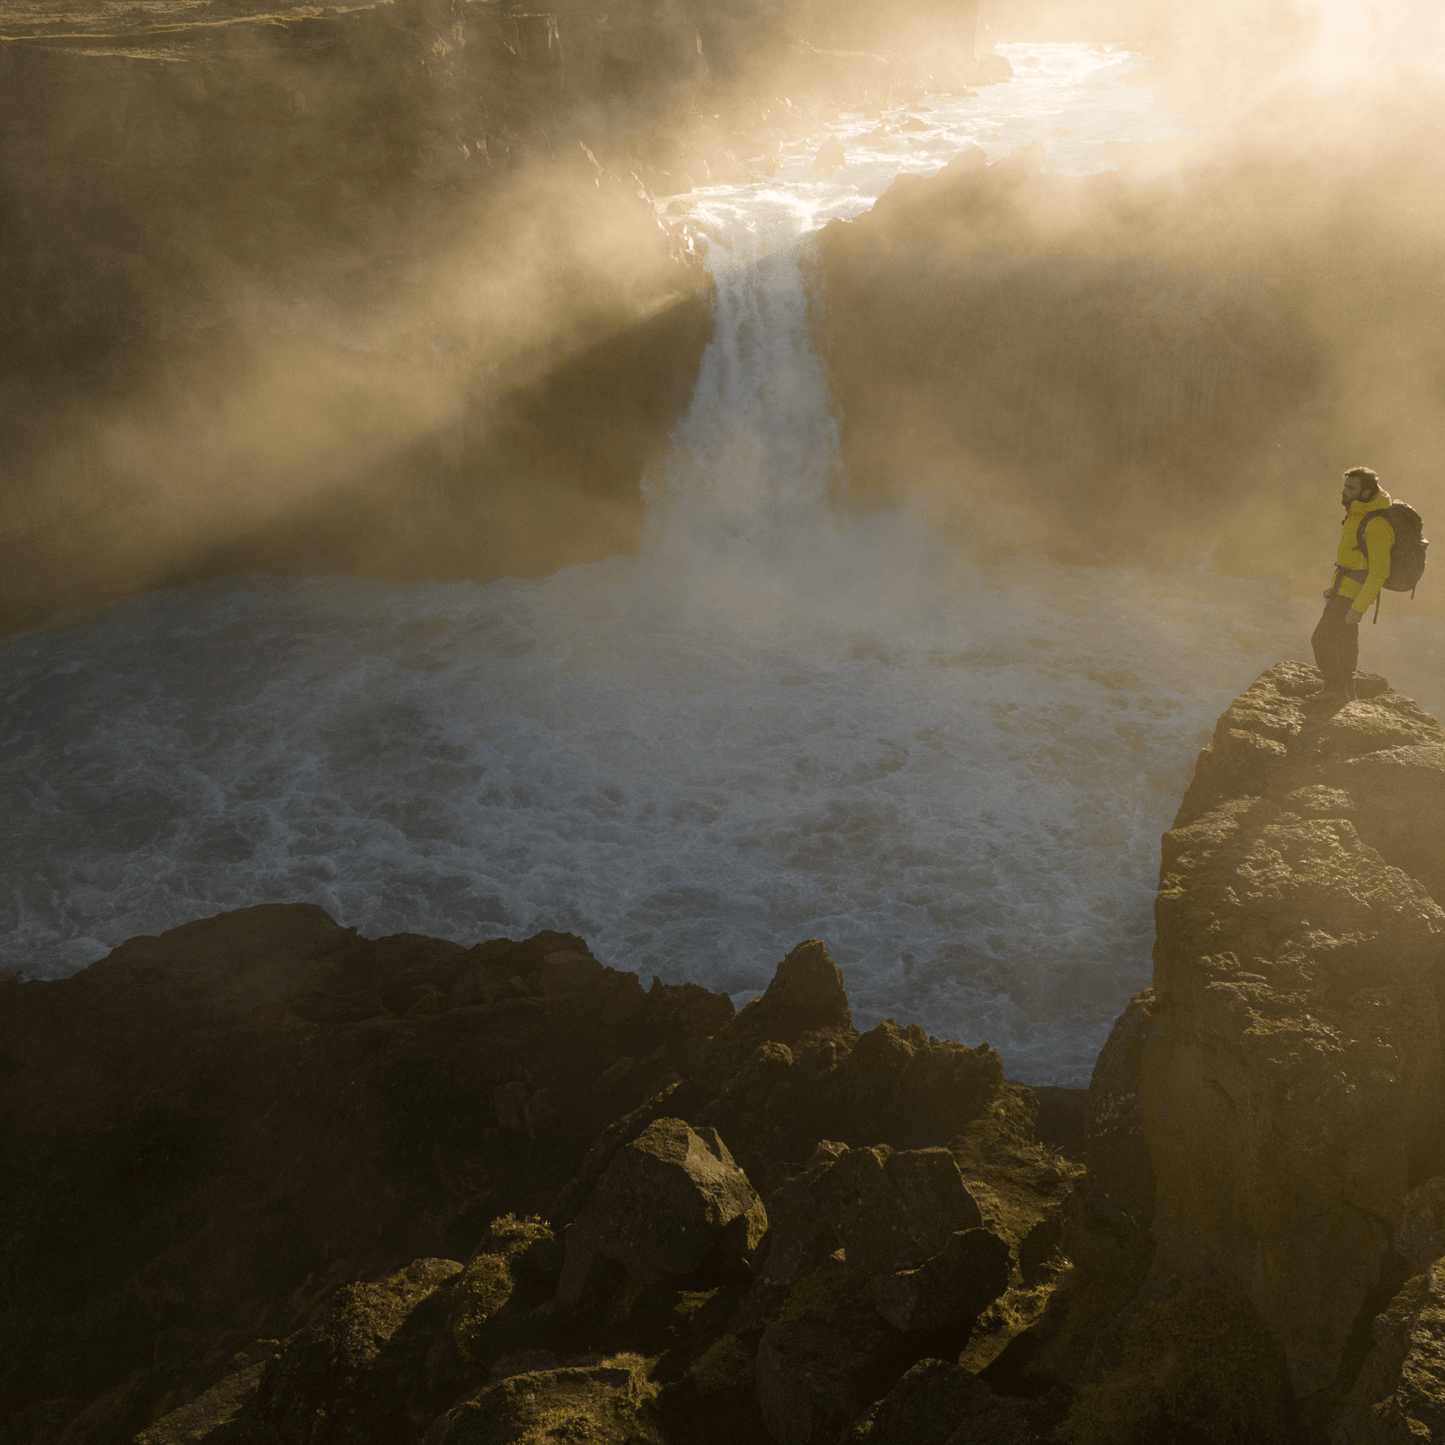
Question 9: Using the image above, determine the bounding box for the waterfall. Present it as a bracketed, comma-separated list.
[647, 202, 842, 559]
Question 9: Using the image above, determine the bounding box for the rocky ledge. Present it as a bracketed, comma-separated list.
[3, 661, 1444, 1445]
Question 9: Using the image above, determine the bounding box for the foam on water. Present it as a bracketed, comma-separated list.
[4, 46, 1440, 1082]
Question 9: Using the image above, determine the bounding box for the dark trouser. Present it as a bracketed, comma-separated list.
[1311, 594, 1359, 693]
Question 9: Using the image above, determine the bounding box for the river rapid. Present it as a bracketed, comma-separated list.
[6, 45, 1442, 1083]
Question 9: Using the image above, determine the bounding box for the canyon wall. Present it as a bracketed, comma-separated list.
[812, 103, 1445, 611]
[0, 0, 712, 633]
[1, 0, 988, 635]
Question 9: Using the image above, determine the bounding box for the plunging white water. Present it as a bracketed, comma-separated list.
[4, 47, 1441, 1082]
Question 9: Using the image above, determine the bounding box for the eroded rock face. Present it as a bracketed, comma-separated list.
[1176, 661, 1445, 902]
[1138, 664, 1445, 1397]
[1063, 989, 1157, 1282]
[1330, 1258, 1445, 1445]
[1397, 1177, 1445, 1276]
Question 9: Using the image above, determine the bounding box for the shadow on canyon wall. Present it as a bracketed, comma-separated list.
[0, 0, 987, 635]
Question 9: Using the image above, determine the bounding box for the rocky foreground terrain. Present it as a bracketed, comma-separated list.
[3, 659, 1443, 1444]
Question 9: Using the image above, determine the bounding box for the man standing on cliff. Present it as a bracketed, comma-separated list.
[1310, 466, 1395, 702]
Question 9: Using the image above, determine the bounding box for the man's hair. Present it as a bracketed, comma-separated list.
[1344, 466, 1380, 495]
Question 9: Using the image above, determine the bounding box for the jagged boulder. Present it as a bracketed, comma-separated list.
[548, 1079, 719, 1228]
[683, 941, 1011, 1184]
[700, 939, 854, 1088]
[824, 1021, 1004, 1151]
[1329, 1258, 1445, 1445]
[701, 1017, 1009, 1183]
[755, 1255, 896, 1445]
[134, 1360, 270, 1445]
[816, 1146, 984, 1275]
[554, 1117, 767, 1309]
[746, 1143, 1012, 1442]
[441, 1216, 561, 1375]
[1063, 990, 1157, 1282]
[869, 1229, 1011, 1333]
[748, 1141, 1011, 1351]
[754, 1143, 993, 1293]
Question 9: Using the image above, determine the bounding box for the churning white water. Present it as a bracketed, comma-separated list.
[4, 46, 1442, 1082]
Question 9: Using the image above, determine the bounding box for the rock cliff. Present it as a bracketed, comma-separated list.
[1044, 664, 1445, 1441]
[6, 662, 1444, 1444]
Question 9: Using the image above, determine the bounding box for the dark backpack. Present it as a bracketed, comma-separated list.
[1356, 502, 1429, 596]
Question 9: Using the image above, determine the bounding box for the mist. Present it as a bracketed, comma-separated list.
[3, 0, 1444, 1080]
[818, 4, 1445, 626]
[5, 0, 1441, 625]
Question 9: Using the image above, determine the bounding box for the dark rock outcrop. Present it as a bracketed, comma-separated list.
[242, 1257, 464, 1444]
[870, 1230, 1012, 1334]
[424, 1359, 665, 1445]
[0, 906, 724, 1441]
[846, 1358, 1047, 1444]
[1144, 664, 1445, 1399]
[0, 915, 1064, 1444]
[1060, 990, 1156, 1284]
[554, 1117, 767, 1309]
[692, 943, 1009, 1190]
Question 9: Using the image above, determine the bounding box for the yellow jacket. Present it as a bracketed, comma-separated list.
[1335, 490, 1394, 614]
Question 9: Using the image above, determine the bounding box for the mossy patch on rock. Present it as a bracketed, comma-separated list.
[778, 1255, 884, 1332]
[450, 1215, 554, 1363]
[756, 1256, 896, 1444]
